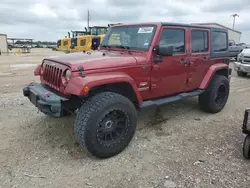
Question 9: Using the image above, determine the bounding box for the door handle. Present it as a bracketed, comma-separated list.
[152, 65, 159, 70]
[203, 57, 209, 62]
[180, 59, 188, 65]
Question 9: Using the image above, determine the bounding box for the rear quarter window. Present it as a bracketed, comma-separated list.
[211, 31, 228, 52]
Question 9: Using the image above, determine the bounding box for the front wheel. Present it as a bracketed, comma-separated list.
[75, 92, 137, 158]
[199, 75, 229, 113]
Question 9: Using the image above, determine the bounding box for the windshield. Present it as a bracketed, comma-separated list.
[101, 25, 156, 50]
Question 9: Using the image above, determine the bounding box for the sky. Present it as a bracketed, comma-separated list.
[0, 0, 250, 43]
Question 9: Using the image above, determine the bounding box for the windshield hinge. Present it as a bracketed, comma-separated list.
[78, 66, 85, 77]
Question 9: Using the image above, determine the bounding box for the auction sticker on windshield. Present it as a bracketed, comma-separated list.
[138, 27, 154, 33]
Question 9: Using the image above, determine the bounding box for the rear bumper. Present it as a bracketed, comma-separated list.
[23, 82, 69, 117]
[234, 62, 250, 73]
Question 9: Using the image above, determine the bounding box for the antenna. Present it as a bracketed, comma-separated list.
[230, 14, 239, 29]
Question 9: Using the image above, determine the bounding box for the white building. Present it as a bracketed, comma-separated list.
[0, 33, 8, 53]
[193, 23, 242, 44]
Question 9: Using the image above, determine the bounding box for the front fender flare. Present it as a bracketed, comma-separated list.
[199, 63, 229, 89]
[64, 72, 143, 104]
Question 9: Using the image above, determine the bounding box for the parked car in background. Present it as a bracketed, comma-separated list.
[234, 48, 250, 77]
[228, 40, 244, 58]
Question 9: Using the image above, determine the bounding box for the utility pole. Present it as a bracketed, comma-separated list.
[87, 10, 90, 29]
[231, 14, 239, 29]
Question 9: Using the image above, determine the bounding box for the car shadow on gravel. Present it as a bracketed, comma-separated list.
[137, 97, 201, 129]
[26, 96, 204, 160]
[27, 114, 95, 160]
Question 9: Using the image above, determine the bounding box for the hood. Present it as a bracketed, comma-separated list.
[44, 51, 141, 71]
[241, 48, 250, 56]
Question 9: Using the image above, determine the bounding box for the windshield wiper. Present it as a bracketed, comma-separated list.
[115, 45, 130, 50]
[100, 44, 111, 48]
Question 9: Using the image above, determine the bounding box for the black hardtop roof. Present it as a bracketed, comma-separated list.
[111, 22, 228, 32]
[161, 22, 227, 31]
[110, 22, 228, 33]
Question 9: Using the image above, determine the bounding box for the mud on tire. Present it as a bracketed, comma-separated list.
[75, 92, 137, 158]
[199, 74, 229, 113]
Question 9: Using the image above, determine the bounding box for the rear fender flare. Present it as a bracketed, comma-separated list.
[64, 72, 143, 104]
[199, 63, 229, 89]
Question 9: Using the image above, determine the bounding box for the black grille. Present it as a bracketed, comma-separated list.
[43, 64, 63, 90]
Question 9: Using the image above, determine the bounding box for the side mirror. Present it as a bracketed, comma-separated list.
[155, 45, 174, 56]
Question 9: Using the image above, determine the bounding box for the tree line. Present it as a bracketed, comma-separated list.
[12, 40, 56, 45]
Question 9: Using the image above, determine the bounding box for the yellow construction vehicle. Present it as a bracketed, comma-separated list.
[57, 24, 121, 53]
[70, 26, 108, 52]
[56, 32, 72, 52]
[57, 30, 87, 53]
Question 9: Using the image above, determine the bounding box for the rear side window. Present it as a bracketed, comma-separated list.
[211, 31, 228, 52]
[191, 30, 208, 53]
[159, 28, 185, 54]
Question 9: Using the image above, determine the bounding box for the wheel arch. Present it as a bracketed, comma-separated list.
[65, 73, 143, 105]
[89, 82, 140, 107]
[199, 63, 230, 89]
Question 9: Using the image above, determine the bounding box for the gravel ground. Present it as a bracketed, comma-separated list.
[1, 49, 250, 188]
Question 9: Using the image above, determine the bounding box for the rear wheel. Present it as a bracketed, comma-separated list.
[199, 75, 229, 113]
[237, 71, 247, 77]
[75, 92, 137, 158]
[243, 135, 250, 159]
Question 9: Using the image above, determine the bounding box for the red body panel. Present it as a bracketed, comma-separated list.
[65, 72, 143, 104]
[150, 26, 190, 98]
[187, 28, 211, 91]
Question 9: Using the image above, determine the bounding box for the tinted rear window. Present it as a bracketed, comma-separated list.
[211, 31, 228, 52]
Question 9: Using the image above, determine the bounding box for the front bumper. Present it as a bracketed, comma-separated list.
[234, 61, 250, 73]
[23, 82, 69, 117]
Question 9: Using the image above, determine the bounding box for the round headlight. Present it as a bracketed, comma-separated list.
[65, 70, 72, 81]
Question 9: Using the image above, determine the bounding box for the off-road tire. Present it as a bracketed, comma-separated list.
[199, 74, 229, 113]
[243, 135, 250, 159]
[237, 71, 247, 77]
[75, 92, 137, 158]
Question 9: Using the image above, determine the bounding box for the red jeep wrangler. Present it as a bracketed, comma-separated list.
[23, 22, 231, 158]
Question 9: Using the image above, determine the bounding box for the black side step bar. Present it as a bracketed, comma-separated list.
[140, 89, 205, 109]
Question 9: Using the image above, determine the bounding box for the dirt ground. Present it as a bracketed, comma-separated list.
[1, 49, 250, 188]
